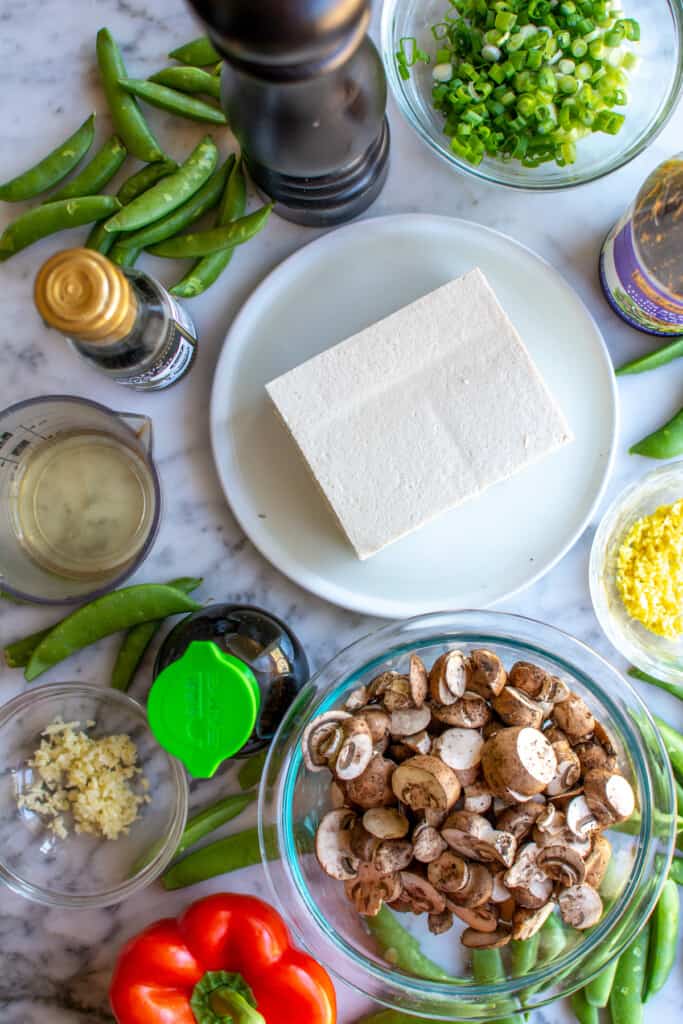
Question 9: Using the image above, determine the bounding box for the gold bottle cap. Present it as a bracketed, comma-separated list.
[34, 247, 137, 343]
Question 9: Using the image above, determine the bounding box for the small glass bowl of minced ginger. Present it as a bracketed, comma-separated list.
[590, 461, 683, 684]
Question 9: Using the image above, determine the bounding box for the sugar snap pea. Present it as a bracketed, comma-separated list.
[171, 154, 246, 298]
[104, 136, 218, 233]
[0, 113, 95, 202]
[113, 156, 232, 253]
[653, 715, 683, 781]
[46, 135, 127, 203]
[584, 957, 619, 1007]
[570, 988, 598, 1024]
[116, 158, 179, 204]
[85, 220, 117, 255]
[111, 575, 202, 691]
[470, 949, 519, 1023]
[148, 204, 272, 257]
[0, 195, 120, 258]
[354, 1013, 426, 1024]
[644, 879, 680, 1001]
[608, 922, 650, 1024]
[25, 584, 202, 682]
[169, 36, 221, 66]
[119, 78, 227, 125]
[238, 747, 267, 790]
[366, 906, 454, 983]
[628, 666, 683, 703]
[176, 791, 256, 857]
[149, 66, 221, 100]
[4, 626, 52, 669]
[110, 243, 141, 267]
[631, 406, 683, 459]
[162, 824, 276, 890]
[97, 28, 163, 163]
[617, 337, 683, 376]
[670, 857, 683, 885]
[511, 934, 540, 978]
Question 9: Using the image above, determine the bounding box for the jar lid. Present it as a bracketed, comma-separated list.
[147, 640, 261, 777]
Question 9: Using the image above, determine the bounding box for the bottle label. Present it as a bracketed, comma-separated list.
[123, 298, 197, 390]
[600, 212, 683, 336]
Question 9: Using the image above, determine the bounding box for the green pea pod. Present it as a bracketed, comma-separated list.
[653, 715, 683, 781]
[148, 204, 272, 257]
[169, 36, 221, 66]
[238, 748, 267, 790]
[670, 857, 683, 885]
[0, 195, 120, 258]
[617, 337, 683, 376]
[105, 136, 218, 233]
[149, 66, 222, 99]
[85, 220, 117, 255]
[113, 156, 232, 252]
[584, 957, 619, 1007]
[354, 1014, 428, 1024]
[631, 406, 683, 459]
[570, 988, 598, 1024]
[162, 824, 274, 890]
[644, 879, 680, 1001]
[116, 158, 179, 204]
[608, 922, 650, 1024]
[176, 792, 256, 857]
[111, 575, 202, 691]
[25, 584, 202, 681]
[110, 243, 141, 268]
[0, 113, 96, 202]
[171, 155, 247, 298]
[470, 949, 519, 1023]
[510, 934, 540, 978]
[119, 78, 226, 124]
[366, 906, 455, 984]
[4, 626, 52, 669]
[628, 666, 683, 703]
[46, 135, 127, 203]
[97, 28, 163, 163]
[521, 913, 568, 1003]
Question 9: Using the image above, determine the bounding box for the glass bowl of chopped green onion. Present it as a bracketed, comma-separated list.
[0, 682, 188, 907]
[381, 0, 683, 187]
[259, 610, 675, 1019]
[590, 460, 683, 683]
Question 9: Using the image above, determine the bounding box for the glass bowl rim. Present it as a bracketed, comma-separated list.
[259, 609, 675, 1004]
[380, 0, 683, 191]
[0, 681, 188, 908]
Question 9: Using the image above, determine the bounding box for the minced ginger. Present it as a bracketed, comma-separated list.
[17, 717, 149, 840]
[616, 499, 683, 638]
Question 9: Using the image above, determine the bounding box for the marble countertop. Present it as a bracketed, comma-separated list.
[0, 0, 681, 1021]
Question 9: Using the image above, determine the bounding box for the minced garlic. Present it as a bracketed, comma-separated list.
[616, 499, 683, 638]
[17, 717, 149, 840]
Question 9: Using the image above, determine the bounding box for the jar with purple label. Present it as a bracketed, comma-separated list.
[600, 154, 683, 337]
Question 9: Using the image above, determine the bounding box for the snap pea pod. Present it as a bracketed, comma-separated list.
[628, 667, 683, 703]
[119, 78, 227, 125]
[25, 584, 202, 681]
[169, 36, 221, 66]
[670, 857, 683, 885]
[0, 113, 95, 202]
[366, 906, 455, 984]
[171, 154, 246, 298]
[97, 28, 163, 163]
[162, 824, 276, 890]
[470, 949, 520, 1023]
[617, 337, 683, 376]
[608, 922, 650, 1024]
[116, 158, 179, 204]
[521, 913, 568, 1002]
[113, 156, 232, 253]
[510, 934, 540, 978]
[653, 715, 683, 781]
[570, 989, 598, 1024]
[85, 220, 117, 255]
[4, 626, 52, 669]
[631, 406, 683, 459]
[110, 575, 202, 691]
[176, 791, 256, 858]
[110, 243, 141, 268]
[644, 879, 680, 1001]
[238, 747, 267, 790]
[354, 1013, 427, 1024]
[105, 136, 218, 233]
[46, 135, 127, 203]
[148, 204, 272, 257]
[0, 195, 120, 258]
[584, 957, 619, 1008]
[149, 66, 221, 100]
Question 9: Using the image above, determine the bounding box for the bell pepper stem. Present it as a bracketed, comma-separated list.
[210, 989, 266, 1024]
[191, 971, 266, 1024]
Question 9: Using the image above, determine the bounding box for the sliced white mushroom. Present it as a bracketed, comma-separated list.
[512, 901, 556, 941]
[482, 726, 557, 799]
[448, 863, 494, 908]
[537, 675, 571, 706]
[428, 908, 454, 934]
[367, 671, 400, 700]
[552, 693, 595, 745]
[350, 820, 380, 862]
[558, 883, 603, 929]
[536, 844, 586, 887]
[545, 739, 582, 797]
[566, 795, 600, 840]
[508, 661, 552, 698]
[401, 730, 432, 756]
[382, 676, 414, 712]
[496, 799, 546, 841]
[433, 727, 484, 774]
[490, 871, 511, 904]
[413, 821, 448, 863]
[584, 834, 612, 889]
[448, 901, 500, 934]
[492, 687, 545, 730]
[504, 843, 554, 909]
[302, 711, 351, 771]
[429, 650, 470, 705]
[408, 654, 428, 707]
[344, 866, 401, 916]
[389, 705, 432, 738]
[358, 707, 391, 750]
[315, 809, 359, 880]
[574, 738, 617, 775]
[432, 692, 491, 729]
[391, 755, 461, 813]
[461, 926, 511, 948]
[362, 807, 410, 840]
[329, 780, 347, 809]
[583, 769, 635, 826]
[374, 838, 415, 876]
[345, 755, 396, 809]
[468, 650, 507, 699]
[345, 686, 369, 711]
[464, 780, 493, 815]
[399, 870, 447, 914]
[427, 850, 470, 894]
[334, 717, 374, 781]
[442, 810, 517, 867]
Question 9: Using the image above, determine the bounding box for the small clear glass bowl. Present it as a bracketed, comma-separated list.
[590, 461, 683, 683]
[0, 683, 188, 908]
[259, 611, 675, 1020]
[381, 0, 683, 190]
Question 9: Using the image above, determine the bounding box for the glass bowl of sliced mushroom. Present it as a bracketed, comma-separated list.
[258, 610, 676, 1020]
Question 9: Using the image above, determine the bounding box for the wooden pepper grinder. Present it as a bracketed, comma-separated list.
[185, 0, 390, 226]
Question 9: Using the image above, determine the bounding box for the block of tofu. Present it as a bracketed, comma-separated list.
[266, 268, 573, 560]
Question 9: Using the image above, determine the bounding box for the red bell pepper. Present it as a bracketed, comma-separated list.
[110, 893, 337, 1024]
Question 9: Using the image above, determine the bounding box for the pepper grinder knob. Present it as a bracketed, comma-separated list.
[186, 0, 390, 226]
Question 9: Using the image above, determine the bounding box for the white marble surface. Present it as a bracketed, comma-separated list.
[0, 0, 681, 1021]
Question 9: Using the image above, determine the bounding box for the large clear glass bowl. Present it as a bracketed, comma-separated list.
[0, 683, 188, 908]
[381, 0, 683, 190]
[259, 611, 675, 1020]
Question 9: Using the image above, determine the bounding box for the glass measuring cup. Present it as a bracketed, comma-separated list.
[0, 396, 161, 605]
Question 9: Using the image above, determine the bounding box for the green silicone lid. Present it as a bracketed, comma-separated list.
[147, 640, 261, 778]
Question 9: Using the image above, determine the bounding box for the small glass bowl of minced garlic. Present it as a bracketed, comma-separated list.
[590, 462, 683, 684]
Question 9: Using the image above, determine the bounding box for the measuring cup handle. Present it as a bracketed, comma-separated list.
[119, 413, 154, 456]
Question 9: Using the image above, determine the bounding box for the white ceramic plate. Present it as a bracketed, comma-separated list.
[210, 214, 617, 618]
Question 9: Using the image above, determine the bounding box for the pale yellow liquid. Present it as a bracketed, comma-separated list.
[10, 431, 155, 580]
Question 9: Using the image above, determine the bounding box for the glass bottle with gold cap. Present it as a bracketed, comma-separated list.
[35, 247, 198, 390]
